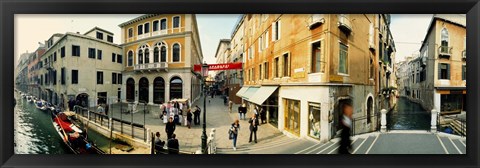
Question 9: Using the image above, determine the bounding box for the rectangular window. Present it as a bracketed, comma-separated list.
[283, 53, 290, 77]
[259, 64, 263, 80]
[258, 36, 263, 52]
[308, 102, 321, 139]
[264, 62, 269, 79]
[112, 53, 116, 62]
[117, 54, 122, 64]
[462, 65, 466, 80]
[153, 20, 159, 31]
[265, 30, 269, 48]
[369, 58, 374, 79]
[97, 50, 102, 60]
[97, 71, 104, 84]
[61, 67, 65, 85]
[71, 70, 78, 84]
[53, 52, 57, 62]
[439, 63, 450, 80]
[145, 23, 150, 33]
[53, 70, 57, 85]
[311, 41, 323, 73]
[107, 35, 113, 43]
[128, 28, 133, 38]
[173, 16, 180, 28]
[96, 32, 103, 40]
[252, 67, 255, 81]
[339, 43, 348, 74]
[72, 45, 80, 57]
[274, 57, 279, 78]
[138, 25, 143, 35]
[112, 72, 117, 84]
[272, 20, 281, 41]
[61, 47, 65, 58]
[88, 48, 96, 58]
[118, 73, 122, 84]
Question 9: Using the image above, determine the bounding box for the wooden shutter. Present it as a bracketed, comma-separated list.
[438, 64, 441, 79]
[446, 64, 450, 80]
[272, 22, 277, 41]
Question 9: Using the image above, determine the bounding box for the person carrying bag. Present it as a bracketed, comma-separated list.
[229, 119, 240, 151]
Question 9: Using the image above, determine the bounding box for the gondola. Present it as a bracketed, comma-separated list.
[50, 110, 105, 154]
[35, 100, 48, 111]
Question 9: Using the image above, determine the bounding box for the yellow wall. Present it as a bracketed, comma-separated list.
[122, 14, 187, 43]
[123, 37, 186, 70]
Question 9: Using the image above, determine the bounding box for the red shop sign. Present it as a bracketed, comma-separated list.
[193, 62, 243, 71]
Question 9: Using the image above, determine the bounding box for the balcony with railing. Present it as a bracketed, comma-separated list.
[134, 62, 168, 72]
[438, 46, 452, 59]
[338, 14, 352, 34]
[309, 14, 325, 30]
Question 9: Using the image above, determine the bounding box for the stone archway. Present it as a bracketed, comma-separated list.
[139, 77, 149, 103]
[170, 76, 183, 100]
[126, 78, 135, 102]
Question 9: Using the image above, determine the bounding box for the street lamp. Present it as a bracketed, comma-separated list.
[201, 62, 209, 154]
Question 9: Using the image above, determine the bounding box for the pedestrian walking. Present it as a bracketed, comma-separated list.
[223, 96, 228, 105]
[105, 103, 109, 116]
[194, 105, 201, 125]
[260, 107, 267, 124]
[167, 134, 179, 154]
[187, 109, 193, 129]
[96, 104, 105, 115]
[238, 103, 247, 120]
[248, 114, 259, 143]
[228, 100, 233, 113]
[338, 102, 353, 154]
[230, 119, 240, 151]
[165, 117, 176, 140]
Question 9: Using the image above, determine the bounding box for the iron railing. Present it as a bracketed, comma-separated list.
[386, 112, 431, 132]
[351, 112, 381, 136]
[75, 105, 148, 142]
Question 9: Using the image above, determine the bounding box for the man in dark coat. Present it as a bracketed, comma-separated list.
[165, 117, 176, 140]
[260, 107, 267, 124]
[248, 114, 259, 143]
[194, 105, 201, 125]
[167, 134, 180, 154]
[338, 102, 353, 154]
[238, 104, 247, 120]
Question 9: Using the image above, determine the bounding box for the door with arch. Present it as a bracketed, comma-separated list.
[139, 77, 149, 103]
[170, 77, 183, 100]
[153, 77, 165, 104]
[126, 78, 135, 102]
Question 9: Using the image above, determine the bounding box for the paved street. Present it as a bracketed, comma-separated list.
[89, 95, 282, 153]
[218, 131, 466, 154]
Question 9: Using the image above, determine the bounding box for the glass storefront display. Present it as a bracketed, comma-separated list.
[284, 98, 300, 135]
[308, 102, 321, 139]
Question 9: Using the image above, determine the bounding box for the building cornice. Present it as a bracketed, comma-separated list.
[120, 31, 191, 47]
[118, 14, 158, 28]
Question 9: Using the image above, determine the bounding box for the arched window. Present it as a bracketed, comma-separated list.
[137, 44, 150, 65]
[154, 42, 168, 63]
[128, 51, 133, 66]
[170, 77, 183, 99]
[139, 77, 149, 103]
[126, 78, 135, 102]
[154, 47, 159, 63]
[145, 48, 150, 64]
[153, 77, 165, 104]
[173, 44, 180, 62]
[138, 50, 143, 64]
[160, 19, 167, 30]
[441, 28, 449, 47]
[161, 46, 167, 62]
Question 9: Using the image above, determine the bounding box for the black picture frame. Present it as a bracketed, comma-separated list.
[1, 0, 478, 168]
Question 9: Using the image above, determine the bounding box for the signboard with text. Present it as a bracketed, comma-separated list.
[193, 62, 243, 72]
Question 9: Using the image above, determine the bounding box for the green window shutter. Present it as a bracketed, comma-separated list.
[438, 64, 441, 79]
[446, 64, 450, 80]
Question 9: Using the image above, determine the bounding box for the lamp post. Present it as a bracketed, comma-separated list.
[201, 62, 209, 154]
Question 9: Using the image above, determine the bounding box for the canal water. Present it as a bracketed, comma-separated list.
[14, 92, 112, 154]
[387, 97, 431, 130]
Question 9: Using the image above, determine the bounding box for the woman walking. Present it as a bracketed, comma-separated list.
[186, 109, 193, 129]
[230, 119, 240, 151]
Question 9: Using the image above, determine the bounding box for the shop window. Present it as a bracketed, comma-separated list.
[284, 98, 300, 135]
[308, 103, 321, 139]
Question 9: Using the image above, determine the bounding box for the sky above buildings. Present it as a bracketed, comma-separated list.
[16, 14, 447, 66]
